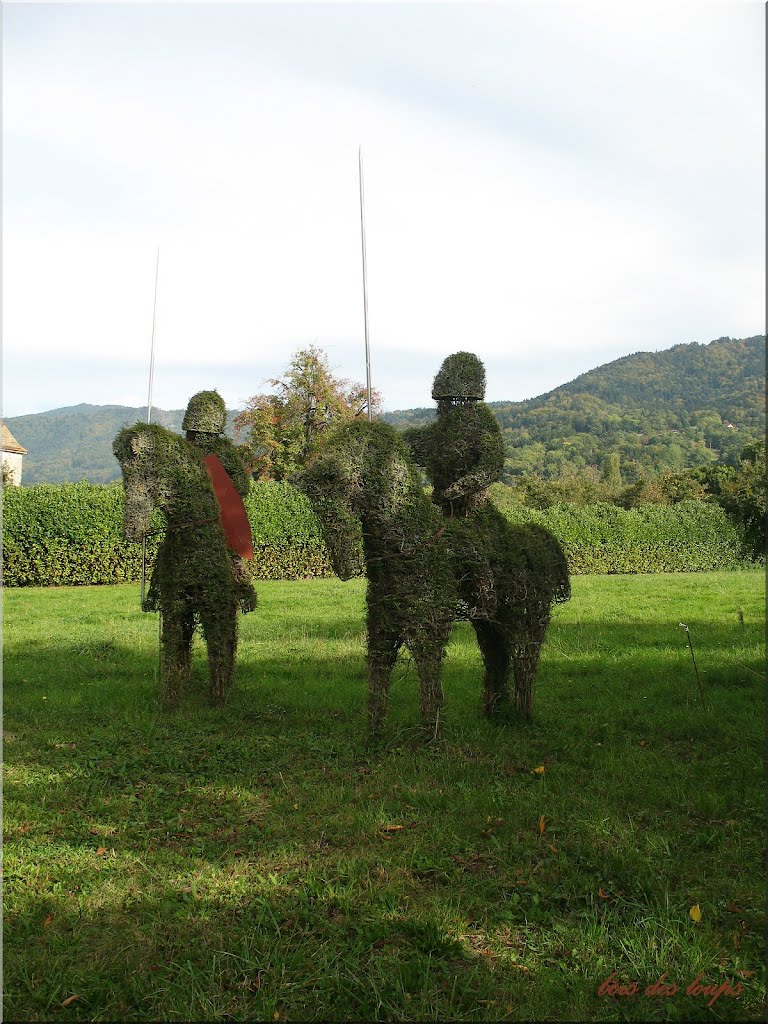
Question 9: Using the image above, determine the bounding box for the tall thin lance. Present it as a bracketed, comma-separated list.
[358, 146, 373, 422]
[141, 247, 160, 606]
[146, 247, 160, 424]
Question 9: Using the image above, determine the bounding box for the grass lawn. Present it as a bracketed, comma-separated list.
[3, 570, 765, 1022]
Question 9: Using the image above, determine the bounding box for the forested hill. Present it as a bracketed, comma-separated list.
[382, 335, 766, 482]
[6, 335, 765, 485]
[4, 404, 238, 486]
[554, 335, 763, 416]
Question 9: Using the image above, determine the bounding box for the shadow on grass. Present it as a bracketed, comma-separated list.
[6, 826, 762, 1023]
[7, 882, 544, 1023]
[4, 603, 765, 1022]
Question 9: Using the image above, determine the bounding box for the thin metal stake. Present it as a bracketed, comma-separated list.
[146, 247, 160, 424]
[141, 247, 160, 607]
[678, 623, 706, 707]
[358, 146, 372, 422]
[156, 611, 162, 687]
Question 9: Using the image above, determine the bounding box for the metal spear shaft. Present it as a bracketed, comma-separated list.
[141, 247, 160, 607]
[146, 247, 160, 424]
[358, 146, 373, 422]
[678, 622, 706, 707]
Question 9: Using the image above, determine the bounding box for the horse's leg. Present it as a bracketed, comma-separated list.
[160, 600, 188, 708]
[200, 597, 238, 706]
[367, 622, 400, 740]
[416, 652, 446, 740]
[472, 620, 511, 718]
[409, 627, 449, 740]
[178, 605, 195, 681]
[511, 609, 550, 719]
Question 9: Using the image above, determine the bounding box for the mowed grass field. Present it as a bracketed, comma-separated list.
[3, 571, 765, 1022]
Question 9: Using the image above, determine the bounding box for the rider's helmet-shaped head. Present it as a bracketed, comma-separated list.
[432, 352, 486, 404]
[183, 390, 227, 436]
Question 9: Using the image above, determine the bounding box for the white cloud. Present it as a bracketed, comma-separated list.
[2, 3, 764, 417]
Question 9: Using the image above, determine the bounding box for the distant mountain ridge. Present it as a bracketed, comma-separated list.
[4, 404, 239, 486]
[384, 335, 765, 481]
[7, 335, 765, 485]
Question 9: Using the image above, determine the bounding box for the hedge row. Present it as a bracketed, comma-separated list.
[2, 482, 751, 588]
[2, 481, 332, 588]
[502, 501, 748, 574]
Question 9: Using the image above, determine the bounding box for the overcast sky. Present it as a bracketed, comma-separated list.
[3, 1, 764, 418]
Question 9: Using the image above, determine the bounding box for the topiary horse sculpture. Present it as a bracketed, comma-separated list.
[297, 420, 569, 739]
[113, 422, 247, 707]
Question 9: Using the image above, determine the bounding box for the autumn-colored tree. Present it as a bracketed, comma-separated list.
[234, 346, 381, 480]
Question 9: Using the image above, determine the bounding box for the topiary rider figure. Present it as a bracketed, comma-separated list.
[404, 352, 504, 618]
[144, 390, 258, 614]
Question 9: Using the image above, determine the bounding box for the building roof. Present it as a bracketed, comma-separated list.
[2, 423, 28, 455]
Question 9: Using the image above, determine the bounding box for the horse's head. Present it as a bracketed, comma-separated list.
[294, 443, 365, 581]
[112, 424, 160, 543]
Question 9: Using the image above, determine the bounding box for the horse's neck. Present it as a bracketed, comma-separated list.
[358, 475, 434, 551]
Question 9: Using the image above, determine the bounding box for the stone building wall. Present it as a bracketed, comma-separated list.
[3, 451, 23, 486]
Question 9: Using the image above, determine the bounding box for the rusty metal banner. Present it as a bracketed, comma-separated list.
[203, 454, 255, 560]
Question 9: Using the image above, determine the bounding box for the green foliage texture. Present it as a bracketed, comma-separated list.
[2, 479, 331, 587]
[385, 335, 766, 481]
[4, 404, 194, 486]
[695, 440, 767, 560]
[113, 422, 246, 706]
[3, 485, 752, 590]
[7, 336, 763, 486]
[298, 419, 569, 736]
[405, 404, 505, 516]
[234, 346, 381, 481]
[403, 354, 568, 720]
[298, 420, 457, 737]
[243, 480, 333, 579]
[182, 390, 227, 434]
[431, 351, 487, 400]
[2, 481, 162, 586]
[500, 500, 749, 574]
[175, 403, 258, 615]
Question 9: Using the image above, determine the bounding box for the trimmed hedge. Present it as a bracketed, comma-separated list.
[2, 481, 332, 588]
[2, 483, 161, 587]
[2, 483, 752, 588]
[243, 480, 332, 578]
[501, 501, 749, 574]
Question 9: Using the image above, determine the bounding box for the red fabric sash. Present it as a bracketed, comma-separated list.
[203, 455, 254, 560]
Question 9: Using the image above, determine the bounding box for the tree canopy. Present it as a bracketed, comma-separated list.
[234, 346, 381, 480]
[383, 335, 765, 483]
